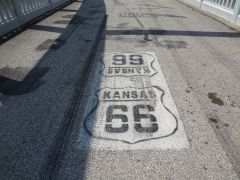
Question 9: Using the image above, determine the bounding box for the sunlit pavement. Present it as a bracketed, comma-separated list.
[0, 0, 240, 179]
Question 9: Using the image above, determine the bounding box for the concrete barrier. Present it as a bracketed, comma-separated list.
[0, 0, 72, 36]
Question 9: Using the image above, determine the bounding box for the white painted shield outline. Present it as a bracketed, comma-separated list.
[84, 86, 178, 144]
[100, 52, 158, 77]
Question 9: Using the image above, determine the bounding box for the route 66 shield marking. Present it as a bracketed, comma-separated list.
[84, 86, 178, 144]
[78, 52, 188, 150]
[100, 53, 157, 77]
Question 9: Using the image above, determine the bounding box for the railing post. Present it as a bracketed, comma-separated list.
[233, 0, 240, 23]
[200, 0, 204, 8]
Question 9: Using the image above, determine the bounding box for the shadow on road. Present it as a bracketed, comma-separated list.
[107, 29, 240, 37]
[0, 0, 106, 179]
[1, 0, 240, 179]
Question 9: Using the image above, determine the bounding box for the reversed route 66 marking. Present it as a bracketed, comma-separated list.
[101, 53, 157, 77]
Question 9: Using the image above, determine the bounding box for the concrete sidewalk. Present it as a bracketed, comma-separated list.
[0, 0, 240, 179]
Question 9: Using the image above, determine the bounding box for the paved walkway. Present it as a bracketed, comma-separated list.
[0, 0, 240, 179]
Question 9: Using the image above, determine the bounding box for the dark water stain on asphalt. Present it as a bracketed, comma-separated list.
[224, 123, 230, 127]
[208, 92, 224, 106]
[209, 117, 218, 124]
[209, 117, 221, 129]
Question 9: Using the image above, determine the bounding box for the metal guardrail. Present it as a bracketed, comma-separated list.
[182, 0, 240, 27]
[0, 0, 72, 36]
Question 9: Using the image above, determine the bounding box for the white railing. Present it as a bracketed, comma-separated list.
[17, 0, 50, 15]
[0, 0, 19, 26]
[0, 0, 72, 36]
[181, 0, 240, 27]
[205, 0, 236, 9]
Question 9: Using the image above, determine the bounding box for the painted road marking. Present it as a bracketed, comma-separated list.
[78, 52, 188, 150]
[85, 86, 178, 144]
[101, 53, 157, 77]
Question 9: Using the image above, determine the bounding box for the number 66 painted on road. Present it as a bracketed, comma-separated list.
[105, 105, 158, 133]
[84, 87, 178, 144]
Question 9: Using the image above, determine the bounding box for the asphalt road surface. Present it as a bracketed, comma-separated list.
[0, 0, 240, 179]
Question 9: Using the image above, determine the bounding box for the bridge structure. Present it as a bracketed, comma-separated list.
[0, 0, 240, 179]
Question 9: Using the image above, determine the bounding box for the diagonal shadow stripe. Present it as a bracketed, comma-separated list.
[106, 29, 240, 37]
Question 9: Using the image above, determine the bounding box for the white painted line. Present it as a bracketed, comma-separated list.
[78, 52, 188, 150]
